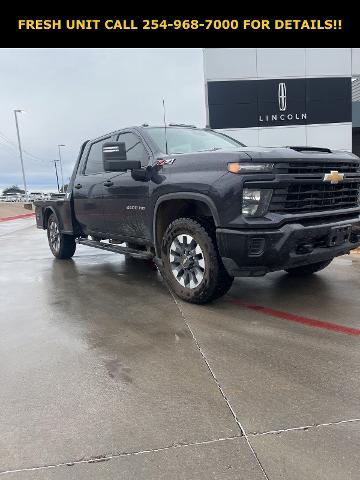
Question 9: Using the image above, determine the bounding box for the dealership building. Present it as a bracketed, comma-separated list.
[203, 49, 360, 156]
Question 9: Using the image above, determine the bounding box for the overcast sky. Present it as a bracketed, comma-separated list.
[0, 48, 205, 192]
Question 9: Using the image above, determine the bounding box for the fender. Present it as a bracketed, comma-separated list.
[42, 206, 64, 232]
[153, 192, 220, 256]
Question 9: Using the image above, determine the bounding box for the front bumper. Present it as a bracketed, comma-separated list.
[217, 217, 360, 277]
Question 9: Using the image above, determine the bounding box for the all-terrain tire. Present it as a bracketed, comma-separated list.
[47, 213, 76, 259]
[285, 259, 333, 276]
[161, 217, 233, 304]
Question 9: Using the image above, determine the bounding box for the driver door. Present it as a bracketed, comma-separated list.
[102, 131, 151, 241]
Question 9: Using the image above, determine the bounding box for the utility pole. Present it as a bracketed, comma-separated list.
[51, 160, 60, 192]
[14, 110, 28, 201]
[57, 144, 65, 192]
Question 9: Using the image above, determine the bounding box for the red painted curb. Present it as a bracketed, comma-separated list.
[0, 213, 35, 223]
[229, 298, 360, 336]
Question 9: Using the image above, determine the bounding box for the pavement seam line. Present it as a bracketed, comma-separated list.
[168, 292, 270, 480]
[249, 417, 360, 437]
[0, 435, 242, 476]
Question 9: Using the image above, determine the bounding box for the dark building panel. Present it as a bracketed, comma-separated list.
[208, 80, 257, 129]
[209, 103, 259, 129]
[207, 77, 352, 129]
[306, 77, 352, 125]
[307, 98, 352, 125]
[307, 77, 351, 101]
[207, 80, 257, 105]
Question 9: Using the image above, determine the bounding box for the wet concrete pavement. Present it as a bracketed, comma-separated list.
[0, 218, 359, 479]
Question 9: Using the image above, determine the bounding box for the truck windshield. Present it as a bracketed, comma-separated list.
[146, 127, 245, 154]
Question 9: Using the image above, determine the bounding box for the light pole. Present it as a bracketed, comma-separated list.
[14, 109, 28, 202]
[51, 160, 60, 193]
[57, 144, 65, 192]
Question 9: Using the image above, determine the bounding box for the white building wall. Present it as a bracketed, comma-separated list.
[204, 48, 356, 151]
[352, 49, 360, 77]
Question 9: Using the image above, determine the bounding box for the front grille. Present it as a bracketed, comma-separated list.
[270, 182, 360, 214]
[275, 162, 360, 175]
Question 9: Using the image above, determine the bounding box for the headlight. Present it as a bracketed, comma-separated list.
[228, 163, 274, 173]
[242, 189, 273, 217]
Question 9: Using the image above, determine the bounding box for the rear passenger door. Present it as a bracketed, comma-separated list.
[73, 137, 111, 236]
[102, 131, 151, 240]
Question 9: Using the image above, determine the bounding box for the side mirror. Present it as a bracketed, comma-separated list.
[131, 165, 152, 182]
[102, 142, 141, 172]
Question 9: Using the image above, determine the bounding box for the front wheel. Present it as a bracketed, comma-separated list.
[161, 217, 233, 304]
[47, 213, 76, 259]
[285, 259, 333, 276]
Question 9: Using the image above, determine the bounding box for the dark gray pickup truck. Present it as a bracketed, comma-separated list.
[35, 125, 360, 303]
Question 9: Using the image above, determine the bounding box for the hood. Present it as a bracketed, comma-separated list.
[236, 146, 359, 163]
[161, 146, 359, 173]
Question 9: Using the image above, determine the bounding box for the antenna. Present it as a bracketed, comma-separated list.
[162, 99, 168, 155]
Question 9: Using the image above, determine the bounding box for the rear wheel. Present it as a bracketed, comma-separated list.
[47, 213, 76, 259]
[285, 259, 333, 276]
[161, 217, 233, 304]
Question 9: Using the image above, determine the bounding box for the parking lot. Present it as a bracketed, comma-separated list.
[0, 217, 359, 479]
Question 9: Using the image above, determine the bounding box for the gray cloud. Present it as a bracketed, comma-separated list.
[0, 48, 205, 191]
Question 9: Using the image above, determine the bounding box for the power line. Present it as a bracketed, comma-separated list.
[0, 131, 18, 148]
[0, 129, 50, 163]
[0, 140, 17, 151]
[23, 149, 49, 162]
[0, 146, 47, 165]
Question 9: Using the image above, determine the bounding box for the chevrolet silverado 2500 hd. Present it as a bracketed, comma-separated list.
[35, 125, 360, 303]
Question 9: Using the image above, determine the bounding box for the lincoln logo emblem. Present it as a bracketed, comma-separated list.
[278, 82, 287, 111]
[259, 81, 306, 123]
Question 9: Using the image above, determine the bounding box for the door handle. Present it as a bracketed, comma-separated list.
[103, 180, 114, 187]
[74, 183, 82, 189]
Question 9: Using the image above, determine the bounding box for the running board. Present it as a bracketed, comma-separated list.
[76, 238, 154, 259]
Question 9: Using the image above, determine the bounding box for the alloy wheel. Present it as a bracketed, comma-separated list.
[169, 234, 205, 289]
[49, 221, 60, 253]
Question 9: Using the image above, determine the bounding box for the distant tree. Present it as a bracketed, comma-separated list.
[59, 184, 68, 193]
[2, 185, 25, 195]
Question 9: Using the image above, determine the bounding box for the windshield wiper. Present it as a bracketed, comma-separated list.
[197, 147, 222, 152]
[165, 147, 223, 154]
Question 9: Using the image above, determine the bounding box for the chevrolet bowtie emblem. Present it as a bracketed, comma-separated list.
[323, 170, 344, 184]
